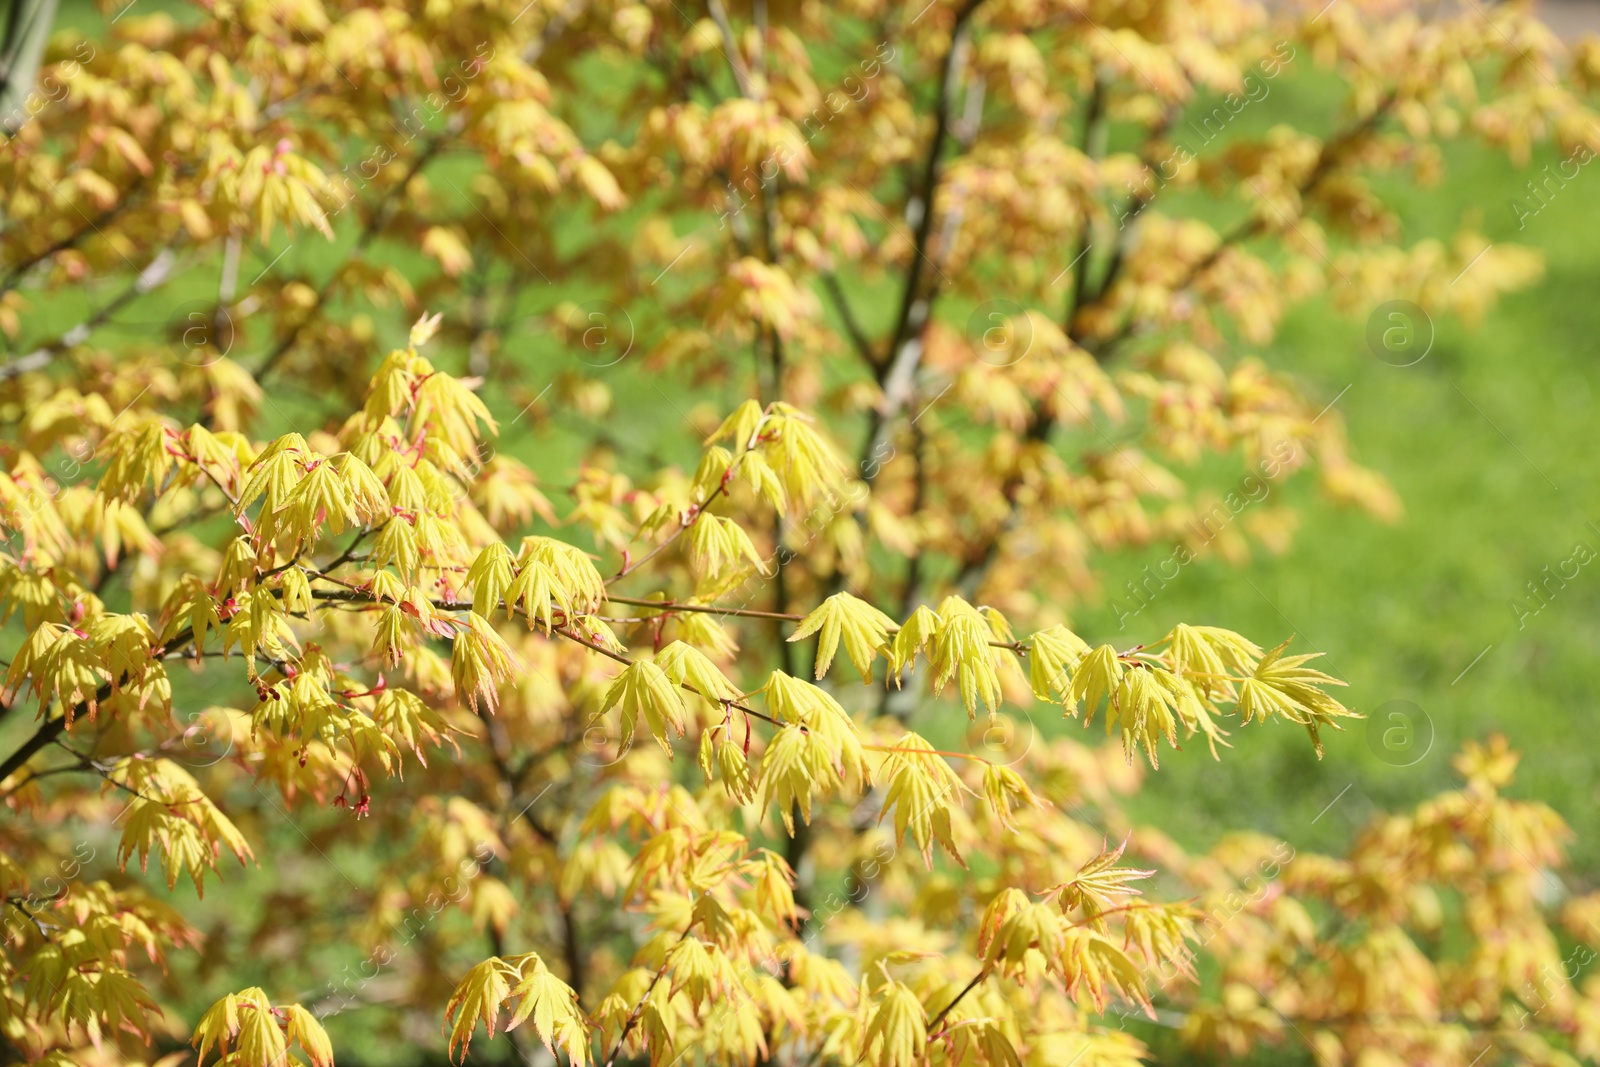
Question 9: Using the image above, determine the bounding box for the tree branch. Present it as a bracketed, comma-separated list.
[601, 926, 694, 1067]
[856, 0, 984, 480]
[0, 707, 73, 784]
[0, 245, 178, 381]
[954, 91, 1401, 596]
[1085, 89, 1398, 359]
[0, 621, 199, 784]
[1064, 76, 1106, 332]
[926, 966, 989, 1033]
[821, 270, 879, 370]
[0, 178, 148, 298]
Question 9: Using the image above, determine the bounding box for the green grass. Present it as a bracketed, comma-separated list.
[1070, 131, 1600, 880]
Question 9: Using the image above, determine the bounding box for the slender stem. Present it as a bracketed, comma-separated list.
[603, 595, 802, 622]
[4, 899, 54, 939]
[602, 592, 1028, 652]
[601, 927, 694, 1067]
[560, 903, 584, 1003]
[864, 743, 992, 766]
[956, 93, 1401, 596]
[856, 0, 984, 480]
[0, 624, 198, 783]
[1087, 105, 1178, 319]
[0, 244, 180, 381]
[0, 178, 149, 299]
[705, 0, 754, 97]
[926, 967, 989, 1033]
[1064, 76, 1106, 333]
[1085, 90, 1399, 360]
[608, 480, 731, 584]
[549, 622, 784, 728]
[479, 709, 586, 1001]
[49, 740, 161, 802]
[0, 763, 79, 803]
[820, 271, 879, 369]
[0, 710, 71, 783]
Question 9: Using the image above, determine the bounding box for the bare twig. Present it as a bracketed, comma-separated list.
[856, 0, 985, 480]
[0, 245, 178, 381]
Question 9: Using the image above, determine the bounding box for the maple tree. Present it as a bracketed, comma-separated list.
[2, 0, 1598, 1064]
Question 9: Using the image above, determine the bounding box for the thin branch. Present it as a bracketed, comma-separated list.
[478, 706, 586, 1001]
[1085, 89, 1399, 359]
[314, 524, 380, 578]
[0, 763, 80, 803]
[601, 926, 695, 1067]
[820, 271, 879, 369]
[927, 967, 989, 1033]
[607, 479, 732, 585]
[548, 622, 784, 728]
[4, 899, 54, 939]
[0, 177, 149, 298]
[600, 592, 1030, 652]
[604, 594, 802, 623]
[856, 0, 984, 481]
[1086, 105, 1178, 318]
[0, 708, 74, 784]
[50, 738, 160, 802]
[704, 0, 754, 97]
[1065, 76, 1107, 331]
[303, 582, 792, 727]
[0, 245, 179, 381]
[954, 92, 1401, 596]
[0, 621, 197, 783]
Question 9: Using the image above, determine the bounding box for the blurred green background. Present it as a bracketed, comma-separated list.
[1077, 125, 1600, 878]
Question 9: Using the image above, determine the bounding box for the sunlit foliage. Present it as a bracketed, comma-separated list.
[2, 0, 1596, 1064]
